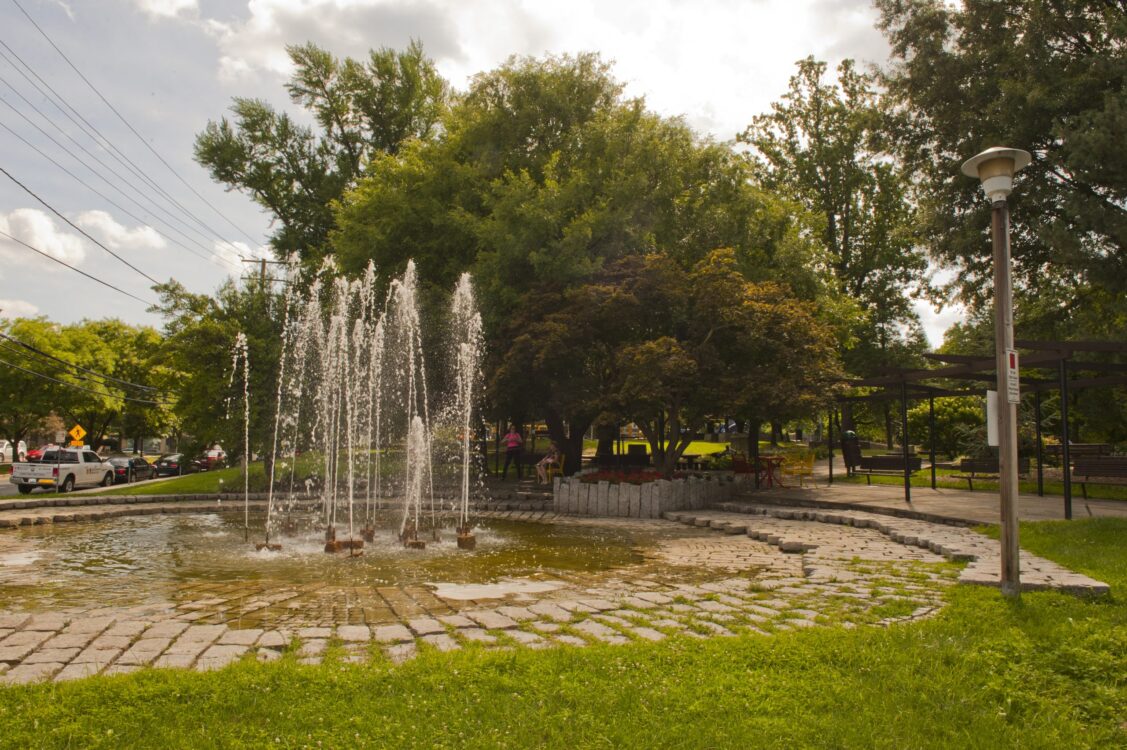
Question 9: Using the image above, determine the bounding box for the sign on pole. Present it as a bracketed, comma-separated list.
[1005, 349, 1020, 404]
[986, 391, 999, 447]
[68, 424, 86, 447]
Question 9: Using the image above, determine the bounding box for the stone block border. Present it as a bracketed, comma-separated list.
[553, 476, 735, 518]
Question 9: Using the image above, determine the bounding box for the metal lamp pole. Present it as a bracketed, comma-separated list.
[962, 146, 1031, 597]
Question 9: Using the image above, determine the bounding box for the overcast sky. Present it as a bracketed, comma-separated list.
[0, 0, 961, 344]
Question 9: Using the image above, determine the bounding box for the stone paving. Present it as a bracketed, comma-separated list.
[0, 505, 1109, 686]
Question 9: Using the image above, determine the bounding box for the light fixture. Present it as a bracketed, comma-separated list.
[961, 146, 1032, 202]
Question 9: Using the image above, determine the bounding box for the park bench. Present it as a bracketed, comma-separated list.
[1072, 456, 1127, 499]
[853, 454, 922, 484]
[949, 457, 1031, 491]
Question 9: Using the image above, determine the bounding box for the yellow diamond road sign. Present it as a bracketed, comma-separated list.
[68, 424, 86, 443]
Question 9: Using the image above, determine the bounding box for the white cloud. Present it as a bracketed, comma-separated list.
[135, 0, 198, 19]
[175, 0, 884, 142]
[74, 210, 166, 253]
[212, 239, 271, 269]
[0, 299, 41, 319]
[0, 208, 88, 268]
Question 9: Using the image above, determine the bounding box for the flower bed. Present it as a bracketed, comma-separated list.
[579, 469, 688, 484]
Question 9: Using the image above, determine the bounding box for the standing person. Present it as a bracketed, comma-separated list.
[501, 424, 524, 479]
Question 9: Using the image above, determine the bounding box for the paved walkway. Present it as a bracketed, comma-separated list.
[1, 501, 1109, 686]
[753, 469, 1127, 526]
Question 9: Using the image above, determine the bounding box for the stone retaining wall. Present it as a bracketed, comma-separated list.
[552, 476, 734, 518]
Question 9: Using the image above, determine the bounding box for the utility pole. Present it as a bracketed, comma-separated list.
[962, 146, 1031, 598]
[241, 258, 286, 287]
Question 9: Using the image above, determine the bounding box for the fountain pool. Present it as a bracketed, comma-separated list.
[0, 511, 685, 622]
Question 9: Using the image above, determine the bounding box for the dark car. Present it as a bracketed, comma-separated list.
[153, 453, 200, 477]
[108, 456, 156, 484]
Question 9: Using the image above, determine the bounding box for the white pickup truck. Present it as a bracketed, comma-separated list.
[10, 448, 114, 494]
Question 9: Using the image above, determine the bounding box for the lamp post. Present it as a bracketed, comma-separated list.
[961, 146, 1031, 597]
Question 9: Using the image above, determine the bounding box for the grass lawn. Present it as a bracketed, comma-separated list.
[83, 465, 262, 496]
[1, 519, 1124, 748]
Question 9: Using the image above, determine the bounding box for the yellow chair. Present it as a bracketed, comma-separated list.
[782, 452, 816, 487]
[545, 453, 566, 482]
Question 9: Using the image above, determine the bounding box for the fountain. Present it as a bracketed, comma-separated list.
[259, 259, 484, 554]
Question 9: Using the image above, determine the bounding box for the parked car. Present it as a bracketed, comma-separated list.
[153, 453, 200, 477]
[26, 444, 57, 462]
[107, 456, 156, 484]
[10, 448, 113, 493]
[0, 440, 27, 462]
[196, 448, 227, 471]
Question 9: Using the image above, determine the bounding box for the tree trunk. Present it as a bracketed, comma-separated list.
[594, 423, 616, 459]
[883, 402, 894, 450]
[545, 411, 588, 477]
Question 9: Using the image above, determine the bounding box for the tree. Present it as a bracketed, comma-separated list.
[739, 57, 928, 368]
[195, 41, 448, 258]
[0, 318, 64, 459]
[740, 57, 930, 446]
[492, 251, 841, 476]
[877, 0, 1127, 321]
[152, 276, 283, 463]
[907, 396, 985, 460]
[0, 319, 168, 455]
[333, 54, 833, 469]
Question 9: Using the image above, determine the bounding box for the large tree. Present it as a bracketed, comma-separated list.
[739, 56, 929, 377]
[491, 251, 840, 476]
[195, 41, 448, 258]
[877, 0, 1127, 324]
[333, 54, 833, 469]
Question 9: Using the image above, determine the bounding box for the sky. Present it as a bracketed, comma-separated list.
[0, 0, 963, 345]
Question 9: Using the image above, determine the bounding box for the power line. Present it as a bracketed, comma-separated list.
[0, 73, 245, 271]
[0, 34, 254, 264]
[10, 0, 264, 248]
[0, 331, 161, 392]
[0, 108, 243, 273]
[0, 164, 161, 285]
[0, 227, 155, 306]
[0, 354, 172, 405]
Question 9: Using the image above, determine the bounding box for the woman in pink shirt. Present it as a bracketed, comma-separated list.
[501, 425, 524, 479]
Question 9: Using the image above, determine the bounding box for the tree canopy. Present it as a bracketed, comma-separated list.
[195, 40, 448, 258]
[739, 56, 929, 380]
[877, 0, 1127, 328]
[330, 53, 841, 470]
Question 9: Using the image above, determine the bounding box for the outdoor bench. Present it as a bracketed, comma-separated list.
[1072, 456, 1127, 499]
[853, 454, 922, 484]
[950, 457, 1031, 490]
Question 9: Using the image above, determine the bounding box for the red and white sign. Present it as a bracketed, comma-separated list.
[1005, 349, 1020, 404]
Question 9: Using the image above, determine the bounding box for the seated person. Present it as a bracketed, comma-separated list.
[536, 441, 561, 484]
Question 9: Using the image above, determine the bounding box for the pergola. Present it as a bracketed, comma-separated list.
[828, 340, 1127, 519]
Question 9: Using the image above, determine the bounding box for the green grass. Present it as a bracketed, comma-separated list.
[1, 519, 1125, 748]
[83, 465, 262, 496]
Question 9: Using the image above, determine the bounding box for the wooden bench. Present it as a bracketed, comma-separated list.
[950, 457, 1031, 490]
[1072, 456, 1127, 499]
[854, 454, 922, 484]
